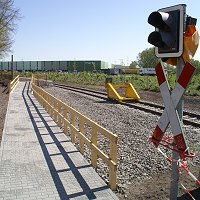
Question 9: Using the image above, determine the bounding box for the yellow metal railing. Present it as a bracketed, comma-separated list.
[32, 74, 48, 86]
[8, 75, 19, 93]
[31, 78, 118, 190]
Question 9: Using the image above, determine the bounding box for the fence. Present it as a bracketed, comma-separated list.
[31, 75, 118, 190]
[32, 74, 48, 86]
[8, 75, 19, 93]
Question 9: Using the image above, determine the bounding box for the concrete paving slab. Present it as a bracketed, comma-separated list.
[0, 82, 118, 200]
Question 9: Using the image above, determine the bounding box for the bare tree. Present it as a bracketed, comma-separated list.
[0, 0, 21, 55]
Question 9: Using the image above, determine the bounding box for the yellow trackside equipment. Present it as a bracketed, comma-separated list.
[105, 82, 140, 103]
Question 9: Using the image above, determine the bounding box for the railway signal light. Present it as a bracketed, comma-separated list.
[148, 4, 186, 58]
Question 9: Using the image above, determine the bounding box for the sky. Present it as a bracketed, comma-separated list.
[3, 0, 200, 65]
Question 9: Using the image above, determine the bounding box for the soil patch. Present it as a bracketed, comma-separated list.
[117, 167, 200, 200]
[0, 85, 9, 144]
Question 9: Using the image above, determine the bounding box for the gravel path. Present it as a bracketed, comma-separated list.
[45, 86, 200, 199]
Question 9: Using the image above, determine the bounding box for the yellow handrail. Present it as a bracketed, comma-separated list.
[8, 75, 19, 93]
[31, 77, 118, 190]
[32, 74, 47, 86]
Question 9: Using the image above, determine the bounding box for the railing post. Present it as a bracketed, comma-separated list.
[71, 113, 76, 143]
[109, 138, 117, 190]
[50, 96, 54, 118]
[63, 107, 68, 134]
[41, 90, 43, 106]
[110, 139, 117, 165]
[109, 163, 117, 191]
[48, 95, 52, 116]
[58, 101, 62, 127]
[44, 91, 47, 110]
[38, 88, 41, 104]
[8, 83, 11, 93]
[53, 98, 57, 123]
[48, 94, 51, 115]
[79, 117, 85, 154]
[91, 128, 98, 168]
[43, 91, 46, 109]
[46, 93, 50, 113]
[52, 97, 55, 119]
[42, 90, 45, 107]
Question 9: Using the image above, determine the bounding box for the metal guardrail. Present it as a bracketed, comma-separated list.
[31, 75, 118, 190]
[32, 74, 48, 86]
[8, 75, 19, 93]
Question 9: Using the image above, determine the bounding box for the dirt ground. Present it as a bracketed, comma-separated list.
[0, 85, 9, 144]
[117, 166, 200, 200]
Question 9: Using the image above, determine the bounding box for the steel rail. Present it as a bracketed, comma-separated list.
[53, 83, 200, 128]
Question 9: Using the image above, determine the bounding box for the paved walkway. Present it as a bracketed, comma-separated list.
[0, 82, 118, 200]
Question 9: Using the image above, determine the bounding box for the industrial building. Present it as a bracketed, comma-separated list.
[0, 60, 112, 72]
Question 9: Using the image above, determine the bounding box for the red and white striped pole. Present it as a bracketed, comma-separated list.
[171, 57, 185, 200]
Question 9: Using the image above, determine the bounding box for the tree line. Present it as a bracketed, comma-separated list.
[130, 47, 200, 74]
[0, 0, 20, 56]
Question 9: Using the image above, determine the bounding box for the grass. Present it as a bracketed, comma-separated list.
[46, 71, 200, 96]
[5, 70, 200, 96]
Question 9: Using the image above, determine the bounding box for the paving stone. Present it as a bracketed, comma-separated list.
[0, 82, 118, 200]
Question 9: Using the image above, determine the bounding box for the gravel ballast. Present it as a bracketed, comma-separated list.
[45, 86, 200, 199]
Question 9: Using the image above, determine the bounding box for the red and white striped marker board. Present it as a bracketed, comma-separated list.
[150, 62, 196, 160]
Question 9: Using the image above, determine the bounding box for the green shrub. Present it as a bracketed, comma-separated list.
[13, 71, 200, 96]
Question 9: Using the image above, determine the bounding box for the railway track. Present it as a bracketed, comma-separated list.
[53, 83, 200, 128]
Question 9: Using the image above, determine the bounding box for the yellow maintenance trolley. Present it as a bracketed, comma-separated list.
[105, 78, 140, 103]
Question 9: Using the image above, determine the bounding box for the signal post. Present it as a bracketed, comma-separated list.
[147, 4, 199, 199]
